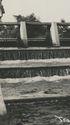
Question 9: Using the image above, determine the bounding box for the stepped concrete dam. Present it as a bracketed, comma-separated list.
[0, 21, 70, 124]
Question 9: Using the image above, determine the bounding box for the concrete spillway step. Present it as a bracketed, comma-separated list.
[1, 59, 70, 68]
[0, 47, 70, 60]
[0, 60, 70, 78]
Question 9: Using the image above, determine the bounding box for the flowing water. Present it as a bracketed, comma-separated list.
[5, 97, 70, 125]
[0, 66, 70, 78]
[0, 48, 70, 60]
[2, 76, 70, 125]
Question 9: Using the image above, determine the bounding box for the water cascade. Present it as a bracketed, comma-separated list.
[0, 22, 70, 78]
[1, 21, 70, 125]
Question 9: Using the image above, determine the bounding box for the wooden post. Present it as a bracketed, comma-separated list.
[20, 21, 28, 47]
[51, 22, 60, 46]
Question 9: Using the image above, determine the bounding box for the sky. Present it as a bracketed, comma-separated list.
[2, 0, 70, 22]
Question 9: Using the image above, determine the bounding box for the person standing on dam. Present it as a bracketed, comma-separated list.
[0, 0, 5, 21]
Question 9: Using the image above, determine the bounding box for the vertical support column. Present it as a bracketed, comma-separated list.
[0, 84, 7, 125]
[51, 22, 60, 46]
[0, 84, 7, 116]
[20, 21, 28, 47]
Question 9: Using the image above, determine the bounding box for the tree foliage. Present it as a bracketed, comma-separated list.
[58, 19, 70, 37]
[14, 13, 40, 22]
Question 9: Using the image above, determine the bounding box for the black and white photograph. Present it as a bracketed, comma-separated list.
[0, 0, 70, 124]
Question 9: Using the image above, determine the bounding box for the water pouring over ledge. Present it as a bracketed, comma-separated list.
[0, 20, 70, 125]
[0, 47, 70, 60]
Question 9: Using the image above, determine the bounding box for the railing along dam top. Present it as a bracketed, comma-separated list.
[0, 22, 70, 47]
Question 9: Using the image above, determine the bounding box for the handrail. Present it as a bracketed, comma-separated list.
[0, 22, 70, 47]
[57, 22, 70, 26]
[26, 22, 51, 25]
[0, 22, 19, 25]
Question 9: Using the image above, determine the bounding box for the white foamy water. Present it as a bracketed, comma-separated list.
[1, 75, 70, 84]
[1, 58, 70, 64]
[23, 75, 70, 83]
